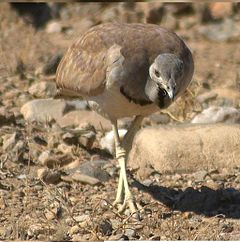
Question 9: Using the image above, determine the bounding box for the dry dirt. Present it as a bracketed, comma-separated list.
[1, 2, 240, 241]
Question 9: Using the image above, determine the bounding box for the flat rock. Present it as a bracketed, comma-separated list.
[21, 99, 71, 123]
[191, 106, 240, 124]
[58, 110, 111, 130]
[128, 124, 240, 179]
[65, 159, 110, 182]
[62, 172, 102, 185]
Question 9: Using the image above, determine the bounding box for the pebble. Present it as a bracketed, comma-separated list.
[73, 214, 90, 223]
[125, 228, 136, 238]
[79, 131, 96, 149]
[2, 132, 18, 151]
[38, 151, 51, 166]
[28, 81, 57, 98]
[69, 225, 80, 235]
[100, 129, 127, 154]
[46, 21, 63, 33]
[98, 219, 113, 236]
[193, 170, 208, 182]
[37, 167, 61, 184]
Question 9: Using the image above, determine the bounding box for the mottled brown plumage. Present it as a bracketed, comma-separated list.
[56, 23, 194, 218]
[56, 23, 193, 104]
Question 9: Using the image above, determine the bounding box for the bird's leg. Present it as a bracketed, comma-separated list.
[112, 120, 125, 206]
[112, 116, 144, 218]
[122, 115, 144, 155]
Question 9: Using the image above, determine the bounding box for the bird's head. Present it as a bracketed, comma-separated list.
[145, 53, 184, 108]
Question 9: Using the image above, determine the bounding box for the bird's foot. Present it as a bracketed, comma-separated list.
[112, 197, 124, 208]
[114, 194, 140, 220]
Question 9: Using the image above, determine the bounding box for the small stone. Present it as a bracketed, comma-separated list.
[79, 131, 96, 149]
[98, 219, 113, 236]
[149, 113, 170, 125]
[125, 228, 136, 238]
[100, 129, 127, 154]
[37, 167, 61, 184]
[73, 214, 90, 223]
[38, 151, 51, 166]
[69, 225, 80, 235]
[28, 81, 57, 98]
[2, 132, 18, 151]
[45, 210, 56, 220]
[57, 143, 73, 154]
[62, 132, 79, 145]
[46, 21, 63, 33]
[27, 224, 44, 237]
[193, 170, 208, 182]
[142, 179, 153, 186]
[110, 219, 121, 230]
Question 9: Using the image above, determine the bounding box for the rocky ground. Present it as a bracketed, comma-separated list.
[0, 2, 240, 240]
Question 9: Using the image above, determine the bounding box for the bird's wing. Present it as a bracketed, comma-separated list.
[56, 28, 109, 97]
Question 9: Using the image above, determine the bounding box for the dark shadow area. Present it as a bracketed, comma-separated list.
[132, 179, 240, 219]
[10, 3, 53, 28]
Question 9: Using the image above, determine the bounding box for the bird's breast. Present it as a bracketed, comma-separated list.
[87, 84, 159, 120]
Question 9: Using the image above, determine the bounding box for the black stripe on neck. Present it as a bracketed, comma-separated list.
[120, 86, 152, 106]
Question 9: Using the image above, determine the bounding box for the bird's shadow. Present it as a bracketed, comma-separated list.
[132, 179, 240, 219]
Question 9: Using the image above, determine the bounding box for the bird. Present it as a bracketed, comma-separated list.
[56, 23, 194, 219]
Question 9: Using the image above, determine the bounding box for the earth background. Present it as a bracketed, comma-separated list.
[0, 2, 240, 240]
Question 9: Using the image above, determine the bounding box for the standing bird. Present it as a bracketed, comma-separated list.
[56, 23, 194, 218]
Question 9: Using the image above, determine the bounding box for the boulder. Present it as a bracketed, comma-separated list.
[128, 124, 240, 179]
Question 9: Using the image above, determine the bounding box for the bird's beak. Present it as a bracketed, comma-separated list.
[166, 79, 176, 100]
[166, 87, 174, 100]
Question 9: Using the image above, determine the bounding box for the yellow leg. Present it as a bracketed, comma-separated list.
[111, 116, 143, 219]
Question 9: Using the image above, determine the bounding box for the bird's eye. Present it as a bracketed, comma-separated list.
[155, 70, 160, 78]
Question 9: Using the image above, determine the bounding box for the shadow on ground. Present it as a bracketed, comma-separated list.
[132, 180, 240, 219]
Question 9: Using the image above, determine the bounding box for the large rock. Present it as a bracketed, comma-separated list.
[191, 106, 240, 124]
[21, 99, 71, 123]
[128, 124, 240, 179]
